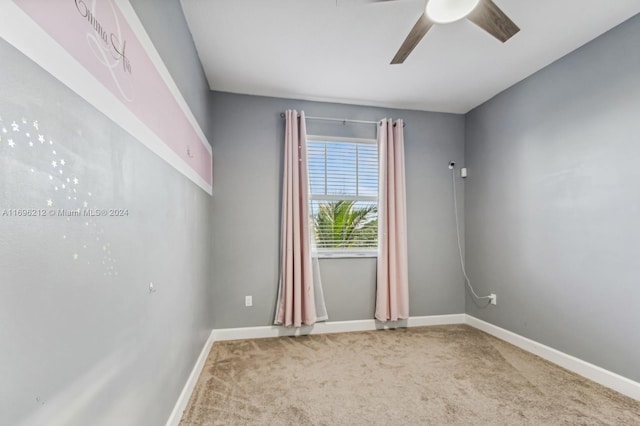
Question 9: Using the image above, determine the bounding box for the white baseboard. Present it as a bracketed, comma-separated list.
[165, 331, 216, 426]
[465, 315, 640, 401]
[408, 314, 466, 327]
[212, 314, 466, 341]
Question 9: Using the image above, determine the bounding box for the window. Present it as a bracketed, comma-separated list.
[307, 135, 378, 256]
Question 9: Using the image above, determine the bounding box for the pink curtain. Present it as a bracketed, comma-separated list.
[275, 110, 323, 327]
[376, 118, 409, 321]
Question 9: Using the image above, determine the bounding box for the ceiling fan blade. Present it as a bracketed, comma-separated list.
[467, 0, 520, 43]
[391, 13, 434, 64]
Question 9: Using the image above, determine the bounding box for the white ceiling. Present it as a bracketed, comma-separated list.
[181, 0, 640, 114]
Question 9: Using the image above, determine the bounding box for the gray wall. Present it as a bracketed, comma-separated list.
[0, 2, 213, 425]
[465, 14, 640, 381]
[209, 91, 466, 328]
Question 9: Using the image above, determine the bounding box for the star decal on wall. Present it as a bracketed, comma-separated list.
[0, 112, 119, 277]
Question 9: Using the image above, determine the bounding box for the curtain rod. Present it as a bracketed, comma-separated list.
[279, 112, 406, 128]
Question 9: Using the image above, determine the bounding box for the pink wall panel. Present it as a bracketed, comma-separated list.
[14, 0, 212, 187]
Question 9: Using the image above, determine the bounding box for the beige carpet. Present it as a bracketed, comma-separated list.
[180, 325, 640, 425]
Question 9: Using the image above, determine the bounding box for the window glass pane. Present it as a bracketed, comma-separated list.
[311, 200, 378, 249]
[307, 138, 378, 250]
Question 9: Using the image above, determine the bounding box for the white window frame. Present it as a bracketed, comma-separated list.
[307, 135, 378, 258]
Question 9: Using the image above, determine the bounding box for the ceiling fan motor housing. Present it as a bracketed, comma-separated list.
[426, 0, 481, 24]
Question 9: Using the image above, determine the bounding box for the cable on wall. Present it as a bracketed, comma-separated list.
[450, 163, 493, 304]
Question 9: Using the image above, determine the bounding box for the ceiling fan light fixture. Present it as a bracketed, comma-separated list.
[426, 0, 481, 24]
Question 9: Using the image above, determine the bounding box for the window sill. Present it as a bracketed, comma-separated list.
[316, 251, 378, 259]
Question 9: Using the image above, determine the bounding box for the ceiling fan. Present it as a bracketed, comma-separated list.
[351, 0, 520, 64]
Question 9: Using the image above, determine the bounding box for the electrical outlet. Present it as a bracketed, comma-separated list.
[489, 293, 497, 305]
[245, 295, 253, 307]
